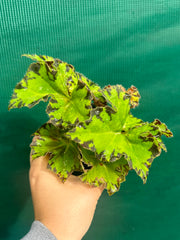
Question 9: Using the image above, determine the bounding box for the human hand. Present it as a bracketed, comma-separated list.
[29, 138, 104, 240]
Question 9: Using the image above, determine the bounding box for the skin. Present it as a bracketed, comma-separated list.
[29, 138, 104, 240]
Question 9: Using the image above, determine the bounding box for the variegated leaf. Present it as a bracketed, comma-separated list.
[79, 147, 130, 195]
[30, 123, 82, 181]
[67, 86, 173, 183]
[8, 54, 92, 127]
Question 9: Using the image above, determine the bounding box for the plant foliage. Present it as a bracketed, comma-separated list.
[8, 54, 173, 195]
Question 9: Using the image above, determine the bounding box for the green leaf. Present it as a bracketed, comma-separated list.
[8, 54, 92, 127]
[77, 72, 106, 106]
[8, 54, 173, 194]
[67, 86, 173, 183]
[102, 84, 128, 111]
[22, 54, 55, 62]
[139, 119, 173, 152]
[149, 119, 173, 138]
[79, 147, 129, 195]
[103, 84, 141, 109]
[30, 123, 82, 181]
[47, 80, 92, 127]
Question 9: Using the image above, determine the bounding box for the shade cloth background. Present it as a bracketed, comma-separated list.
[0, 0, 179, 239]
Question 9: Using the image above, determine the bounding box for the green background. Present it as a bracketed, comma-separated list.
[1, 0, 179, 239]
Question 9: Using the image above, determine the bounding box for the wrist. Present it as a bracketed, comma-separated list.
[39, 219, 82, 240]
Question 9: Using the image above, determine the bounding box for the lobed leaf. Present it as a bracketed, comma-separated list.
[102, 84, 140, 109]
[67, 86, 173, 183]
[8, 54, 173, 194]
[8, 54, 92, 127]
[22, 54, 55, 63]
[47, 80, 92, 127]
[30, 123, 82, 181]
[77, 72, 106, 106]
[79, 147, 130, 195]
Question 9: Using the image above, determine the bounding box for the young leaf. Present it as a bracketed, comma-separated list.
[126, 85, 141, 108]
[79, 147, 130, 195]
[67, 86, 173, 183]
[30, 123, 82, 181]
